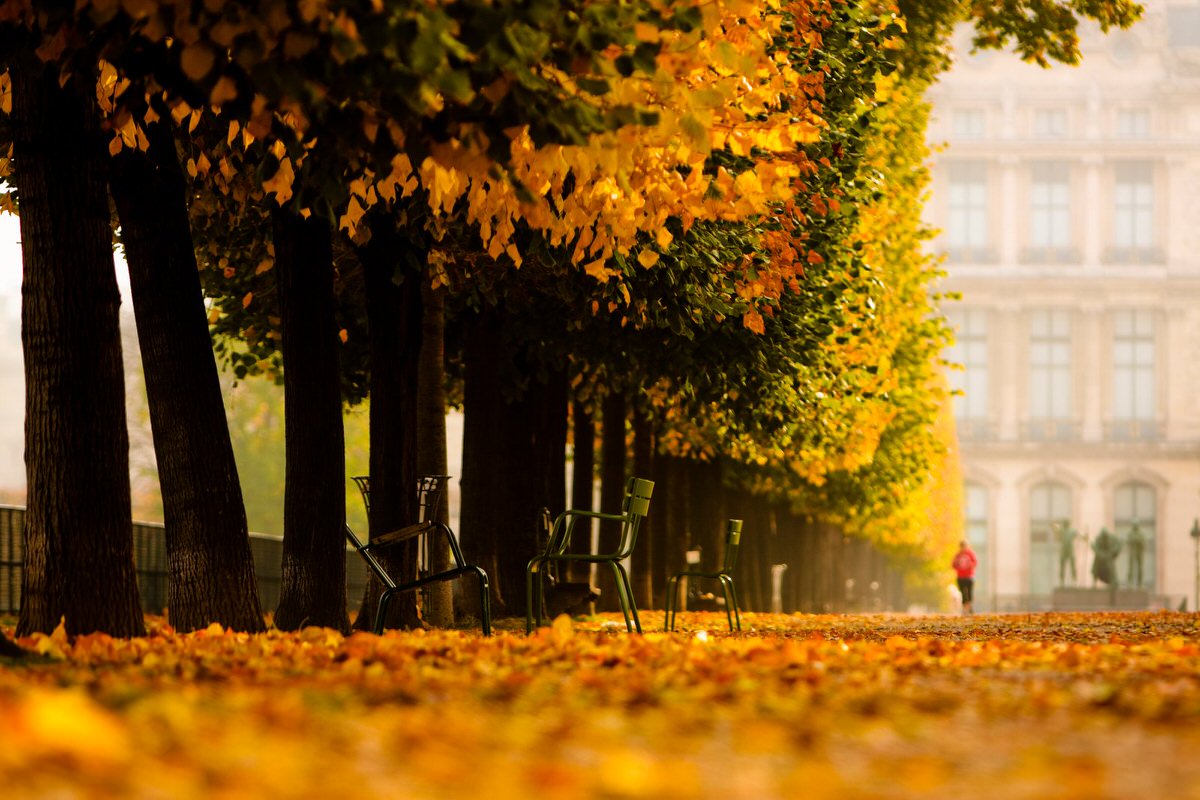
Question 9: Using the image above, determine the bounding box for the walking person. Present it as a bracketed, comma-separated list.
[952, 540, 978, 615]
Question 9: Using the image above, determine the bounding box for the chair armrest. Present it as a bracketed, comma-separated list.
[545, 509, 628, 555]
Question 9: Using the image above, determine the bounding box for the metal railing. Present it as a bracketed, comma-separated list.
[0, 505, 369, 617]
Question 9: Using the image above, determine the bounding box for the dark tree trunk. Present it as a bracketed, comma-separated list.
[272, 209, 349, 632]
[12, 56, 144, 637]
[567, 400, 595, 583]
[353, 217, 422, 631]
[596, 389, 626, 611]
[460, 309, 506, 614]
[497, 386, 540, 617]
[647, 452, 672, 608]
[533, 368, 568, 521]
[661, 455, 691, 608]
[110, 118, 265, 634]
[687, 459, 725, 572]
[631, 406, 653, 609]
[416, 281, 453, 627]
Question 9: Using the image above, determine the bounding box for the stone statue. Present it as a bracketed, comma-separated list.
[1091, 527, 1122, 588]
[1054, 520, 1078, 586]
[1126, 521, 1146, 587]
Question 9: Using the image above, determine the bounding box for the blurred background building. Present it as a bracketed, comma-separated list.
[930, 1, 1200, 611]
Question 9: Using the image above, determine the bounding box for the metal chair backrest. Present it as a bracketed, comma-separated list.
[723, 519, 743, 572]
[352, 475, 448, 525]
[617, 477, 655, 557]
[416, 475, 449, 524]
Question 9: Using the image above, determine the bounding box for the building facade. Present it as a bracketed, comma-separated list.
[929, 2, 1200, 611]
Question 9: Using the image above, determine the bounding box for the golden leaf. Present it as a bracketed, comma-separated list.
[262, 157, 295, 204]
[180, 42, 216, 81]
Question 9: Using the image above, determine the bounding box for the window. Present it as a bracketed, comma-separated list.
[1110, 162, 1156, 262]
[1111, 309, 1157, 439]
[1028, 162, 1072, 256]
[1168, 8, 1200, 48]
[952, 109, 986, 139]
[1115, 109, 1150, 139]
[1033, 109, 1067, 139]
[965, 484, 990, 610]
[945, 309, 990, 435]
[1027, 310, 1072, 438]
[1113, 483, 1156, 591]
[1029, 482, 1072, 596]
[945, 162, 990, 260]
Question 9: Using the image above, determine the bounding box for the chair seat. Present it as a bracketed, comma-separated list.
[370, 522, 433, 547]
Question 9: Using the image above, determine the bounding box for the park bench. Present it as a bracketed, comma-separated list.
[664, 518, 744, 632]
[525, 477, 654, 634]
[345, 474, 491, 636]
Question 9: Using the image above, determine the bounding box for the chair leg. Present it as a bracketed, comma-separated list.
[719, 576, 735, 632]
[725, 576, 742, 631]
[474, 567, 492, 637]
[525, 559, 543, 634]
[613, 561, 641, 634]
[375, 588, 397, 635]
[665, 575, 679, 632]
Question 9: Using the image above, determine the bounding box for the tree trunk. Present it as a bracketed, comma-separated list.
[272, 209, 349, 632]
[567, 400, 595, 583]
[631, 406, 653, 609]
[687, 459, 725, 571]
[661, 455, 691, 608]
[497, 385, 540, 617]
[596, 389, 626, 611]
[110, 117, 264, 634]
[353, 218, 423, 631]
[647, 452, 672, 608]
[460, 309, 506, 614]
[416, 281, 453, 627]
[12, 56, 144, 637]
[533, 368, 568, 521]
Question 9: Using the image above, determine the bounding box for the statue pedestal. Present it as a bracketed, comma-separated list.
[1051, 586, 1152, 611]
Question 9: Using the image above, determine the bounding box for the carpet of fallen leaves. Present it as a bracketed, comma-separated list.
[3, 611, 1200, 799]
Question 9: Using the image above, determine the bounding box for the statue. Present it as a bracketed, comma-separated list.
[1054, 520, 1078, 586]
[1091, 527, 1122, 588]
[1126, 521, 1146, 587]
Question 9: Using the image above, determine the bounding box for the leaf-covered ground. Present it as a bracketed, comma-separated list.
[3, 611, 1199, 799]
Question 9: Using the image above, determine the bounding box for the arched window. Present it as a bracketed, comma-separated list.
[1113, 482, 1156, 591]
[965, 483, 990, 610]
[1030, 482, 1072, 595]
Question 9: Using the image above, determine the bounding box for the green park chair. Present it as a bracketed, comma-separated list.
[345, 475, 491, 636]
[664, 519, 744, 632]
[525, 477, 654, 634]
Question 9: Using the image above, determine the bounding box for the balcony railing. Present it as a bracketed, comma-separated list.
[1019, 419, 1081, 442]
[1104, 419, 1164, 442]
[1101, 246, 1165, 266]
[943, 246, 998, 264]
[1018, 246, 1082, 265]
[955, 418, 997, 442]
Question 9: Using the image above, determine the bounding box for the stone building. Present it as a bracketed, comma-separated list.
[929, 1, 1200, 611]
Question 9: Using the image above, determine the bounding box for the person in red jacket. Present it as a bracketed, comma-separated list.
[952, 540, 978, 615]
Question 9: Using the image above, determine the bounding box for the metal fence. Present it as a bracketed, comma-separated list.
[0, 505, 370, 617]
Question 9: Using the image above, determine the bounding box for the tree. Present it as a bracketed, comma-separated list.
[110, 114, 265, 633]
[272, 208, 350, 632]
[10, 53, 143, 637]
